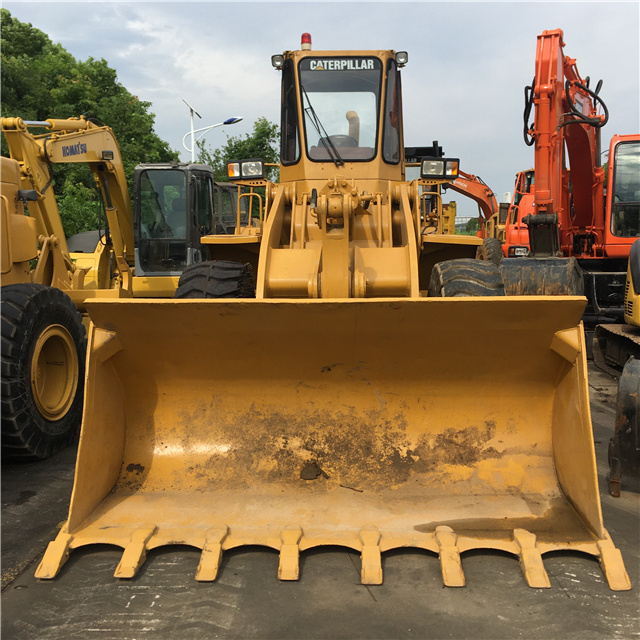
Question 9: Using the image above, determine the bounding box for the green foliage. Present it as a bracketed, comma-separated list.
[453, 216, 481, 236]
[55, 181, 102, 237]
[197, 117, 280, 182]
[465, 217, 480, 235]
[1, 9, 179, 235]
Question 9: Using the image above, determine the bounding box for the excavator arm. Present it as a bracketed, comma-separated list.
[449, 170, 498, 221]
[524, 29, 607, 232]
[1, 117, 135, 277]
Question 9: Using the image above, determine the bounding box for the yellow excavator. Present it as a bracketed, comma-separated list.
[1, 117, 228, 459]
[35, 36, 630, 591]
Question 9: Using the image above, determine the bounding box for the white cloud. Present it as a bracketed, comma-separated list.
[4, 1, 639, 216]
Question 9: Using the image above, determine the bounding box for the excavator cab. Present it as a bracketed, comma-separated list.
[608, 138, 640, 239]
[133, 163, 216, 293]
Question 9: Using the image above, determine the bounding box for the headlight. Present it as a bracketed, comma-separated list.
[395, 51, 408, 67]
[241, 160, 264, 178]
[508, 246, 529, 257]
[421, 159, 444, 176]
[227, 158, 265, 181]
[420, 157, 460, 180]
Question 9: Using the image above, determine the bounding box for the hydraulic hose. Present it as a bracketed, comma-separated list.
[561, 79, 609, 129]
[523, 80, 535, 147]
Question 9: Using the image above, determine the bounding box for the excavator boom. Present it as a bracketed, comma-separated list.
[450, 170, 498, 221]
[1, 117, 135, 270]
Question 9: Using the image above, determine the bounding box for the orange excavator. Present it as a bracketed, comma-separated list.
[485, 168, 535, 253]
[499, 30, 639, 325]
[448, 169, 502, 263]
[450, 169, 498, 223]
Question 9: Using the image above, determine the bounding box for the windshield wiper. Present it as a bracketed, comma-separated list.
[300, 85, 344, 168]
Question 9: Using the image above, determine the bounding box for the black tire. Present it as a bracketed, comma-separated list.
[1, 284, 86, 460]
[476, 238, 504, 266]
[428, 259, 506, 297]
[175, 260, 256, 298]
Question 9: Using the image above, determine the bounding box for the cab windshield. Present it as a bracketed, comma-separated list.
[610, 141, 640, 237]
[299, 57, 382, 162]
[137, 169, 187, 274]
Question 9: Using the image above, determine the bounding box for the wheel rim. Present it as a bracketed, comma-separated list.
[30, 324, 79, 421]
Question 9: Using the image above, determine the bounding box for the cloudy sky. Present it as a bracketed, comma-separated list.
[5, 1, 639, 217]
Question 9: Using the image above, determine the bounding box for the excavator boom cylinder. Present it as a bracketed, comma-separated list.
[36, 296, 630, 590]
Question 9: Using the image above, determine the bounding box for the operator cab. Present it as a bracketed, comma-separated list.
[610, 139, 640, 238]
[134, 163, 215, 277]
[276, 36, 407, 181]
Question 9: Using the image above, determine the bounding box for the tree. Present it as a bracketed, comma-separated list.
[54, 182, 102, 237]
[465, 217, 480, 235]
[197, 117, 280, 182]
[1, 9, 179, 236]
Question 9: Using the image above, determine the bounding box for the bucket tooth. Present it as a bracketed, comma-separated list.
[113, 525, 157, 579]
[435, 526, 465, 587]
[35, 532, 74, 579]
[359, 526, 383, 585]
[278, 525, 302, 581]
[196, 526, 229, 582]
[513, 529, 551, 588]
[597, 534, 632, 591]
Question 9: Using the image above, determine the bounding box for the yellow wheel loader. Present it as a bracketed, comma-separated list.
[1, 118, 228, 459]
[36, 36, 630, 591]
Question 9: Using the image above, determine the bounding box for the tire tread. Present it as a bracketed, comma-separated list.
[428, 259, 506, 297]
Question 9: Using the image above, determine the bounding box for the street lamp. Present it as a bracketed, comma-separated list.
[182, 100, 243, 162]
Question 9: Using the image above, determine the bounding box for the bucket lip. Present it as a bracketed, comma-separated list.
[86, 295, 588, 307]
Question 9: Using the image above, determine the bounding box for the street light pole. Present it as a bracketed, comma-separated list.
[182, 102, 243, 162]
[182, 99, 201, 162]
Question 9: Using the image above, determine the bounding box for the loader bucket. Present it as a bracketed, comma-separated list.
[36, 297, 630, 590]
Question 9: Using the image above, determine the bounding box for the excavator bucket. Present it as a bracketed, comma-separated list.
[36, 296, 630, 590]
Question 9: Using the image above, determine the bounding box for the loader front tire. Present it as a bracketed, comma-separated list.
[428, 259, 506, 297]
[475, 238, 504, 266]
[1, 284, 86, 460]
[176, 260, 256, 298]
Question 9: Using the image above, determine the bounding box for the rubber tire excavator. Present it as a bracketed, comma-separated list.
[35, 33, 630, 591]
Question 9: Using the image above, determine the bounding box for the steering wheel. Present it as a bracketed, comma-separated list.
[319, 135, 358, 148]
